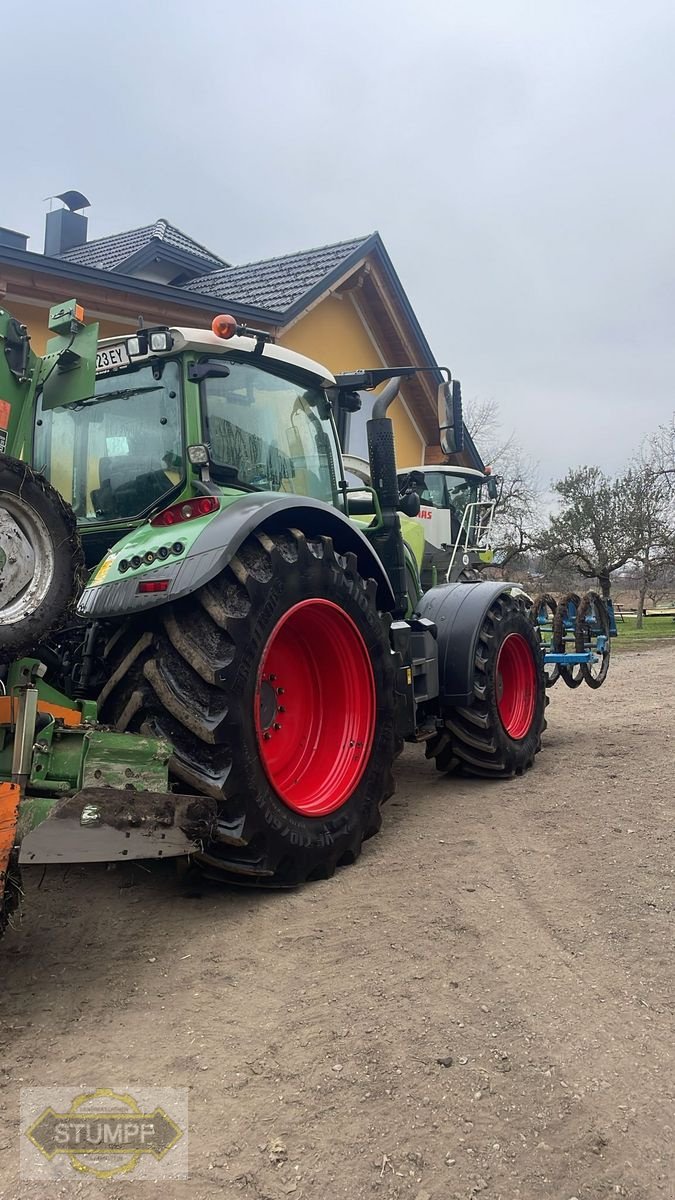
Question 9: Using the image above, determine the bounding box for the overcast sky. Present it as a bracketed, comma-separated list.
[4, 0, 674, 485]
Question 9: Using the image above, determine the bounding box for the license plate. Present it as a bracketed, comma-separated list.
[96, 343, 129, 373]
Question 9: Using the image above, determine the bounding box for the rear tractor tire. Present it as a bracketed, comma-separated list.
[98, 528, 398, 886]
[426, 592, 546, 778]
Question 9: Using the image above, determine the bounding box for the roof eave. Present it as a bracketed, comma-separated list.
[0, 245, 284, 325]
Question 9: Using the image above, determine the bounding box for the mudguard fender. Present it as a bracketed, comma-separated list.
[78, 493, 396, 619]
[415, 580, 528, 707]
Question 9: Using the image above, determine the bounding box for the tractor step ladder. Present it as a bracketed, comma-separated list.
[446, 498, 496, 582]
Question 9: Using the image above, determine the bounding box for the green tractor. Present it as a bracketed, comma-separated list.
[0, 300, 546, 928]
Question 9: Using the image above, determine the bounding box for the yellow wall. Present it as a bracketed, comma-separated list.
[280, 296, 424, 467]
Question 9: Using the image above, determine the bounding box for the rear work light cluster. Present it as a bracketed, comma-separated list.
[118, 542, 185, 572]
[150, 496, 219, 528]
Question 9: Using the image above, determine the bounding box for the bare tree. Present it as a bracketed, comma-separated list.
[538, 466, 642, 599]
[629, 449, 675, 625]
[647, 414, 675, 489]
[465, 397, 542, 565]
[645, 563, 675, 608]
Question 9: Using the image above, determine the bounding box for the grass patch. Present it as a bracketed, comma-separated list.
[613, 613, 675, 647]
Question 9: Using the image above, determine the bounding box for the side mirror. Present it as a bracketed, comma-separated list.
[437, 378, 464, 455]
[451, 380, 464, 453]
[485, 474, 498, 501]
[398, 491, 421, 517]
[337, 387, 362, 414]
[437, 381, 451, 452]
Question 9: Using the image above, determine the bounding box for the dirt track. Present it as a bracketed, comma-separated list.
[1, 647, 674, 1199]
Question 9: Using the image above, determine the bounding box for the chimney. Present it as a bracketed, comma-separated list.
[44, 190, 91, 257]
[0, 227, 28, 251]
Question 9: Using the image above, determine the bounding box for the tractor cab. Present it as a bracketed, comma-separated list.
[31, 316, 345, 569]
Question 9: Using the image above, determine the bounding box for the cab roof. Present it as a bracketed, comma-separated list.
[98, 327, 336, 387]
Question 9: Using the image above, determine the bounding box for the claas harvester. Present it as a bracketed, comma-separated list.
[0, 301, 613, 934]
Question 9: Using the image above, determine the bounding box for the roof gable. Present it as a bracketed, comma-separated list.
[183, 236, 370, 310]
[57, 219, 227, 273]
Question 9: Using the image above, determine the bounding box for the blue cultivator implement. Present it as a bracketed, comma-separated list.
[531, 591, 616, 690]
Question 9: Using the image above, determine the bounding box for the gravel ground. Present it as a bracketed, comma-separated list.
[1, 646, 673, 1200]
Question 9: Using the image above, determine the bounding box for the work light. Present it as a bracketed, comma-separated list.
[149, 330, 173, 352]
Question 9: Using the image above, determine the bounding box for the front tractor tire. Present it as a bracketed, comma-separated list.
[426, 592, 545, 778]
[99, 529, 398, 886]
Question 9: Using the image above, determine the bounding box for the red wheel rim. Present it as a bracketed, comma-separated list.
[255, 599, 376, 816]
[495, 633, 537, 739]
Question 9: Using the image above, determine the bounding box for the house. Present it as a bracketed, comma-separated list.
[0, 203, 482, 471]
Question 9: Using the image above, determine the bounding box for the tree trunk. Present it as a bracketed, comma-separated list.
[636, 557, 650, 629]
[598, 573, 611, 599]
[636, 578, 649, 629]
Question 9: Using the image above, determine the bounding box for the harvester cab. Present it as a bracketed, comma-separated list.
[397, 464, 498, 588]
[0, 301, 613, 934]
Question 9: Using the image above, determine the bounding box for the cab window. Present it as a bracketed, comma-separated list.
[201, 360, 339, 503]
[419, 472, 447, 508]
[34, 361, 183, 522]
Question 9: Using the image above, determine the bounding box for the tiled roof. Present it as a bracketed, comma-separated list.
[57, 219, 227, 270]
[183, 236, 370, 311]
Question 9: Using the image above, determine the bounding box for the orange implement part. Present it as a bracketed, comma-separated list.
[0, 782, 21, 897]
[0, 695, 82, 728]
